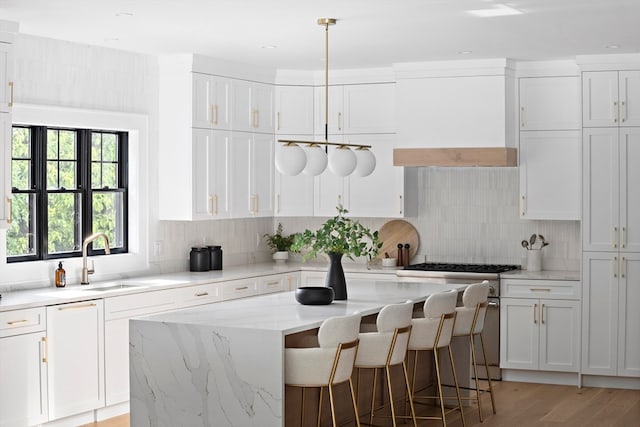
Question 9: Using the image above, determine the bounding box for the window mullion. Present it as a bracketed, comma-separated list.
[34, 127, 48, 260]
[79, 129, 92, 253]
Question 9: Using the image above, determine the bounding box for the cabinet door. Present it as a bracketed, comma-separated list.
[231, 80, 253, 132]
[618, 254, 640, 377]
[274, 136, 314, 216]
[192, 74, 230, 130]
[582, 252, 618, 375]
[0, 113, 9, 227]
[619, 70, 640, 127]
[519, 76, 580, 131]
[539, 299, 580, 372]
[193, 129, 231, 219]
[314, 157, 348, 216]
[275, 85, 314, 135]
[0, 42, 12, 113]
[0, 332, 48, 427]
[251, 133, 274, 216]
[347, 134, 405, 217]
[229, 132, 251, 217]
[104, 318, 128, 405]
[253, 82, 274, 133]
[583, 71, 619, 127]
[258, 274, 287, 294]
[343, 83, 396, 134]
[582, 128, 619, 251]
[519, 130, 581, 220]
[46, 300, 105, 420]
[620, 128, 640, 253]
[315, 85, 343, 135]
[500, 298, 538, 370]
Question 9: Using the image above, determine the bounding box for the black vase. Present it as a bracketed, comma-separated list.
[325, 252, 347, 300]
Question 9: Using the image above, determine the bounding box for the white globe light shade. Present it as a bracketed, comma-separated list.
[275, 143, 306, 176]
[353, 148, 376, 177]
[303, 145, 328, 176]
[328, 146, 356, 177]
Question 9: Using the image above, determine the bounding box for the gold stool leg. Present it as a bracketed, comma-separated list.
[385, 365, 398, 427]
[317, 387, 323, 427]
[447, 345, 466, 427]
[370, 368, 378, 425]
[349, 377, 361, 427]
[469, 333, 483, 421]
[433, 347, 448, 426]
[300, 388, 306, 427]
[402, 360, 418, 427]
[329, 383, 338, 427]
[479, 332, 496, 414]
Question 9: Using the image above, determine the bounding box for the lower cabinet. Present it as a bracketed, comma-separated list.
[0, 308, 48, 427]
[46, 300, 105, 421]
[500, 279, 580, 373]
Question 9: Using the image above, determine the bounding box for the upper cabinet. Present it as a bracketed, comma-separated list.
[519, 76, 580, 130]
[0, 40, 13, 113]
[275, 86, 314, 135]
[231, 80, 274, 133]
[583, 70, 640, 127]
[315, 83, 396, 135]
[0, 25, 15, 229]
[192, 73, 231, 130]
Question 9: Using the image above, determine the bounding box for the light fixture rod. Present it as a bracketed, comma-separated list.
[277, 139, 372, 149]
[318, 18, 336, 142]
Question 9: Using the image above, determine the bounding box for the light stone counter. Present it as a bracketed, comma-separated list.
[129, 280, 466, 427]
[500, 269, 580, 281]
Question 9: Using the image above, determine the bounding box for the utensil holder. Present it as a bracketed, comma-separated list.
[527, 249, 542, 271]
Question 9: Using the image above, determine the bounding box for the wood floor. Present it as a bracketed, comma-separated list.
[84, 381, 640, 427]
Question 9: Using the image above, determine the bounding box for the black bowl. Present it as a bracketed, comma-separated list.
[295, 286, 335, 305]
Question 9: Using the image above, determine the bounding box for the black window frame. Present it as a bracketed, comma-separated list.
[8, 125, 129, 263]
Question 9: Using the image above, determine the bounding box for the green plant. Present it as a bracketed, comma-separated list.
[264, 223, 295, 252]
[291, 206, 382, 261]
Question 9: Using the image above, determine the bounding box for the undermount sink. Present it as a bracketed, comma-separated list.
[82, 283, 145, 292]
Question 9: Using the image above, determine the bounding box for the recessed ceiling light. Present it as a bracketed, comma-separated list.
[468, 4, 523, 17]
[104, 37, 120, 42]
[458, 50, 473, 55]
[116, 12, 134, 17]
[606, 44, 620, 49]
[261, 45, 277, 49]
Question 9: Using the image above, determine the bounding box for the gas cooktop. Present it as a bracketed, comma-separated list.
[402, 263, 520, 274]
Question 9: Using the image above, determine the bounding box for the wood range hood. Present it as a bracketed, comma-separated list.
[393, 147, 517, 167]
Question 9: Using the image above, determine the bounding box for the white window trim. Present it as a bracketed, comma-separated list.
[1, 103, 149, 287]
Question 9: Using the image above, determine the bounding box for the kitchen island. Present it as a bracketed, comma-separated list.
[129, 280, 466, 427]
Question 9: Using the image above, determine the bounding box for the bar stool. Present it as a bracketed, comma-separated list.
[285, 313, 362, 427]
[354, 301, 417, 426]
[452, 280, 496, 422]
[408, 290, 465, 427]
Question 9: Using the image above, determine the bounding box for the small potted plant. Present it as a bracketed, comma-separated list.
[264, 223, 295, 264]
[291, 205, 382, 300]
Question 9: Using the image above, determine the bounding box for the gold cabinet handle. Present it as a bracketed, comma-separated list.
[208, 195, 214, 215]
[7, 197, 12, 224]
[541, 303, 545, 324]
[276, 194, 280, 214]
[338, 112, 342, 131]
[613, 256, 618, 278]
[520, 195, 526, 217]
[399, 195, 403, 215]
[621, 226, 626, 249]
[7, 319, 29, 326]
[520, 106, 525, 128]
[235, 286, 249, 291]
[195, 292, 209, 297]
[613, 226, 618, 249]
[620, 101, 626, 123]
[276, 112, 280, 130]
[58, 302, 96, 311]
[42, 337, 48, 363]
[213, 194, 218, 216]
[621, 257, 626, 279]
[533, 303, 538, 324]
[266, 281, 279, 286]
[530, 288, 551, 292]
[8, 81, 14, 107]
[614, 101, 618, 123]
[211, 104, 219, 126]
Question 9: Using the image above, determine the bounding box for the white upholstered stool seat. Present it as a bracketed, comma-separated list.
[354, 301, 417, 426]
[285, 313, 362, 427]
[452, 280, 496, 422]
[408, 289, 466, 427]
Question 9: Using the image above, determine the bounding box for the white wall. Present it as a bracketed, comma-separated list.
[281, 167, 581, 271]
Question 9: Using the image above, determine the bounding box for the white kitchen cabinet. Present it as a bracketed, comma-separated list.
[46, 300, 105, 421]
[1, 113, 10, 227]
[582, 127, 640, 252]
[583, 70, 640, 127]
[258, 274, 288, 294]
[275, 85, 314, 135]
[231, 80, 274, 133]
[230, 131, 274, 217]
[220, 277, 259, 300]
[314, 156, 348, 216]
[0, 41, 13, 113]
[274, 152, 315, 217]
[519, 130, 581, 220]
[315, 83, 395, 135]
[500, 279, 580, 373]
[582, 252, 640, 377]
[0, 308, 48, 427]
[193, 129, 231, 219]
[192, 73, 231, 130]
[519, 76, 580, 130]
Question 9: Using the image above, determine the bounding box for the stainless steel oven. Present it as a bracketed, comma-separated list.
[396, 263, 519, 380]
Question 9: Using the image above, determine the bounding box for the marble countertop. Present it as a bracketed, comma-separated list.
[500, 269, 580, 281]
[132, 280, 466, 335]
[0, 261, 397, 312]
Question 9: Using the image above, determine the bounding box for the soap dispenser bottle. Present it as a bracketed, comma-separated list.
[55, 262, 66, 287]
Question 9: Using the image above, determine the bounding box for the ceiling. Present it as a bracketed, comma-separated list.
[1, 0, 639, 70]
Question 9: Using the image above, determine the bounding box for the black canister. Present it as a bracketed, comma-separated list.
[190, 246, 210, 271]
[208, 245, 223, 270]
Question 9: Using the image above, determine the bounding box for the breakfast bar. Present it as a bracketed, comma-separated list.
[129, 280, 466, 426]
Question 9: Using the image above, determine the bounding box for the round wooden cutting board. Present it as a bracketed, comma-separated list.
[376, 220, 419, 260]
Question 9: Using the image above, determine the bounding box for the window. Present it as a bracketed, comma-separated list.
[7, 125, 128, 262]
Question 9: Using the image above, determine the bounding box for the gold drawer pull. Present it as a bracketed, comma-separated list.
[235, 286, 249, 291]
[58, 303, 96, 311]
[266, 281, 279, 286]
[195, 292, 209, 297]
[533, 303, 538, 324]
[42, 337, 48, 363]
[7, 319, 29, 326]
[529, 288, 551, 292]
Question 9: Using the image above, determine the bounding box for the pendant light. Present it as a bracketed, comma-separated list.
[276, 18, 376, 177]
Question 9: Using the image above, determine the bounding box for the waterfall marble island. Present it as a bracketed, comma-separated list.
[129, 280, 467, 426]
